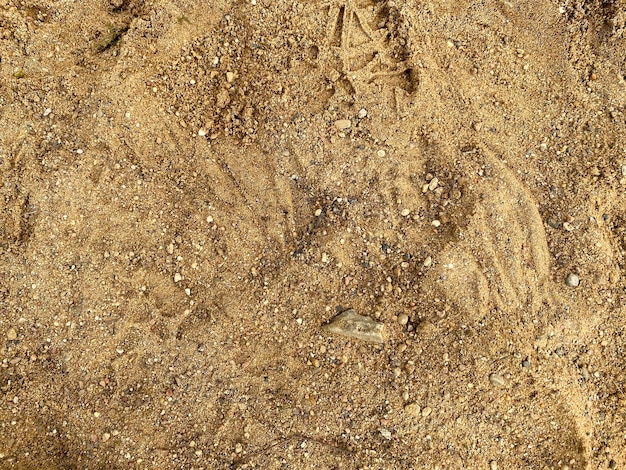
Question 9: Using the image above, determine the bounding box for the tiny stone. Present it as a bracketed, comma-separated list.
[226, 71, 235, 83]
[563, 221, 574, 231]
[423, 256, 432, 267]
[6, 328, 17, 341]
[431, 220, 441, 227]
[206, 215, 214, 223]
[421, 406, 432, 417]
[404, 403, 421, 417]
[379, 428, 392, 440]
[397, 313, 409, 326]
[401, 208, 410, 217]
[174, 273, 182, 283]
[428, 177, 439, 191]
[522, 357, 531, 368]
[198, 128, 207, 137]
[315, 208, 322, 216]
[565, 273, 580, 287]
[377, 149, 386, 157]
[334, 119, 351, 131]
[102, 432, 111, 442]
[489, 373, 506, 387]
[321, 253, 329, 263]
[358, 108, 368, 118]
[235, 443, 243, 454]
[621, 164, 626, 177]
[322, 309, 386, 343]
[490, 461, 498, 470]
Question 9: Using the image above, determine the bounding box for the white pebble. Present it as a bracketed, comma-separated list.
[401, 208, 410, 217]
[565, 273, 580, 287]
[206, 215, 214, 223]
[174, 273, 182, 283]
[358, 108, 368, 118]
[198, 128, 207, 137]
[431, 220, 441, 227]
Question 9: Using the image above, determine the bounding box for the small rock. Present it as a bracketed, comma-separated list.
[431, 220, 441, 227]
[334, 119, 351, 131]
[379, 428, 392, 440]
[490, 461, 498, 470]
[489, 373, 506, 387]
[428, 177, 439, 191]
[322, 309, 386, 344]
[377, 149, 386, 157]
[6, 328, 17, 341]
[174, 273, 183, 283]
[565, 273, 580, 287]
[235, 443, 243, 454]
[423, 256, 432, 267]
[421, 406, 432, 417]
[198, 128, 207, 137]
[206, 215, 214, 224]
[621, 164, 626, 177]
[404, 403, 421, 417]
[401, 208, 410, 217]
[226, 71, 235, 83]
[102, 432, 111, 442]
[397, 313, 409, 326]
[358, 108, 368, 118]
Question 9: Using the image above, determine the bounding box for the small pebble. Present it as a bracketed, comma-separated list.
[174, 273, 182, 283]
[421, 406, 432, 417]
[428, 177, 439, 191]
[377, 149, 386, 157]
[198, 128, 207, 137]
[379, 428, 392, 440]
[358, 108, 368, 118]
[565, 273, 580, 287]
[235, 443, 243, 454]
[621, 164, 626, 177]
[404, 403, 421, 417]
[489, 373, 506, 387]
[321, 253, 329, 263]
[226, 71, 235, 83]
[102, 432, 111, 442]
[397, 313, 409, 326]
[423, 256, 432, 267]
[334, 119, 351, 131]
[6, 328, 17, 341]
[315, 208, 322, 216]
[206, 215, 214, 223]
[490, 461, 498, 470]
[401, 208, 410, 217]
[431, 220, 441, 227]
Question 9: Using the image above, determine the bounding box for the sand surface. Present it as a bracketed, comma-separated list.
[1, 0, 626, 468]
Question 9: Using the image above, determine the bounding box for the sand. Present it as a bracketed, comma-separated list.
[1, 0, 625, 468]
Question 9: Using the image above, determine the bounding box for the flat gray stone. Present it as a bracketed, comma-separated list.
[322, 309, 386, 344]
